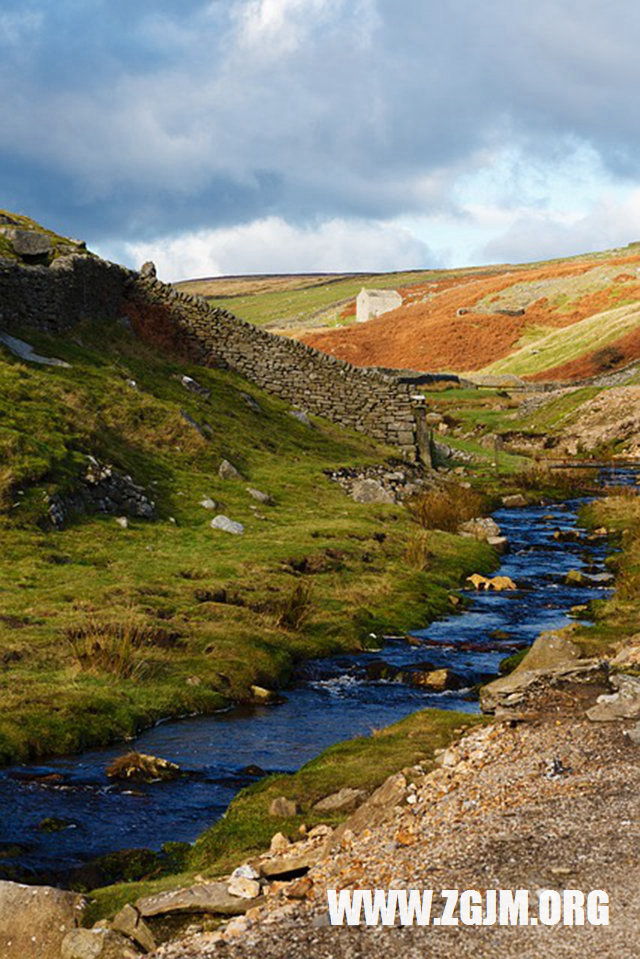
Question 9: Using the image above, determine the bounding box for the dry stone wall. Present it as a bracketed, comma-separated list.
[0, 254, 429, 463]
[124, 274, 430, 463]
[0, 254, 128, 333]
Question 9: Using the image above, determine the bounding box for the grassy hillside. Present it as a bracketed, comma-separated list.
[0, 319, 494, 765]
[175, 269, 492, 331]
[483, 301, 640, 378]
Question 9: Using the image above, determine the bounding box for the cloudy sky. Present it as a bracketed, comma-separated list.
[2, 0, 640, 279]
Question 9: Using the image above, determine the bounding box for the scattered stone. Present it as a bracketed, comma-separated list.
[402, 666, 463, 691]
[199, 498, 216, 510]
[140, 261, 156, 278]
[269, 797, 299, 818]
[487, 535, 509, 553]
[587, 674, 640, 722]
[230, 864, 260, 881]
[246, 487, 274, 505]
[289, 409, 312, 426]
[250, 685, 283, 704]
[227, 877, 261, 900]
[351, 478, 394, 505]
[284, 876, 314, 900]
[313, 788, 366, 813]
[111, 904, 156, 953]
[115, 516, 129, 529]
[218, 459, 242, 480]
[0, 880, 86, 959]
[106, 752, 181, 783]
[269, 832, 291, 854]
[181, 375, 211, 400]
[38, 816, 76, 833]
[61, 927, 142, 958]
[240, 392, 261, 413]
[210, 515, 244, 535]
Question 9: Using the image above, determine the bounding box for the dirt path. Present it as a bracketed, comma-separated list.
[155, 683, 640, 958]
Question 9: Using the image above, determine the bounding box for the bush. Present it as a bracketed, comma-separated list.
[406, 485, 486, 532]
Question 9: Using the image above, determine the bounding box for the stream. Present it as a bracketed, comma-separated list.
[0, 469, 634, 883]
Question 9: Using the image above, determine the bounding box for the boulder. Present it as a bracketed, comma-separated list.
[457, 516, 501, 542]
[269, 796, 299, 818]
[401, 666, 462, 691]
[2, 228, 52, 258]
[227, 877, 261, 899]
[566, 570, 614, 587]
[139, 261, 156, 277]
[351, 479, 394, 505]
[501, 494, 527, 508]
[111, 904, 156, 953]
[106, 752, 181, 783]
[210, 515, 245, 535]
[250, 685, 283, 704]
[199, 498, 216, 510]
[61, 927, 142, 958]
[587, 674, 640, 722]
[0, 881, 86, 959]
[514, 628, 582, 672]
[331, 774, 407, 844]
[269, 832, 291, 854]
[611, 638, 640, 669]
[487, 535, 509, 553]
[136, 882, 262, 918]
[218, 459, 242, 480]
[313, 787, 366, 813]
[466, 573, 517, 591]
[260, 845, 324, 879]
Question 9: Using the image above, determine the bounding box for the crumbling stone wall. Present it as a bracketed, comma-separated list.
[0, 254, 128, 333]
[124, 274, 429, 463]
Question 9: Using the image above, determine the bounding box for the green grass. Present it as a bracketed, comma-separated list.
[570, 493, 640, 658]
[484, 302, 640, 378]
[0, 321, 496, 765]
[86, 706, 487, 921]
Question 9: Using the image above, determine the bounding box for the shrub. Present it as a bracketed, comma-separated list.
[406, 485, 486, 532]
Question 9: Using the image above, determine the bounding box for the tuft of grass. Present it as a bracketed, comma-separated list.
[406, 485, 487, 532]
[404, 531, 434, 570]
[64, 615, 153, 680]
[273, 582, 314, 630]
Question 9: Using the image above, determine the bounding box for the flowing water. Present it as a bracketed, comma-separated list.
[0, 469, 635, 882]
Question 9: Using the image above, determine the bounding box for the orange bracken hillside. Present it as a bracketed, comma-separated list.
[301, 256, 640, 379]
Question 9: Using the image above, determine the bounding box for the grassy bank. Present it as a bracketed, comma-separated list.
[572, 489, 640, 657]
[86, 706, 487, 921]
[0, 321, 496, 766]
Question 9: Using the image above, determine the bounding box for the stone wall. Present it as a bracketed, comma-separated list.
[124, 275, 429, 463]
[0, 254, 429, 463]
[0, 254, 128, 333]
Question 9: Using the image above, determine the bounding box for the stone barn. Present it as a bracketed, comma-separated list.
[356, 287, 402, 323]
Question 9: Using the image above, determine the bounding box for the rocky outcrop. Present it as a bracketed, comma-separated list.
[47, 456, 155, 529]
[0, 881, 86, 959]
[325, 463, 428, 502]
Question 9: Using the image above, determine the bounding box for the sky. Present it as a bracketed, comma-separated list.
[2, 0, 640, 280]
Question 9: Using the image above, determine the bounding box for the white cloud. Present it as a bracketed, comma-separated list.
[103, 215, 437, 281]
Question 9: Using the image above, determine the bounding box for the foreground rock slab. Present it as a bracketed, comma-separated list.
[137, 882, 263, 918]
[0, 881, 86, 959]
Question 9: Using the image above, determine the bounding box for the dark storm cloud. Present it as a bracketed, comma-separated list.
[2, 0, 639, 247]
